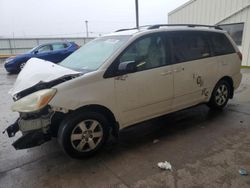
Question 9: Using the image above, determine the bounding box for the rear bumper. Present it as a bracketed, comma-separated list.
[232, 72, 242, 90]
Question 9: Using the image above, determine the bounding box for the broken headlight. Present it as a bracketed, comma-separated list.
[11, 89, 57, 113]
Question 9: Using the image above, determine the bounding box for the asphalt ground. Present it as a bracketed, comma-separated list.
[0, 63, 250, 188]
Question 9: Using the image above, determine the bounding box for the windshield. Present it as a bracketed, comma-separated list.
[28, 46, 38, 53]
[59, 35, 130, 71]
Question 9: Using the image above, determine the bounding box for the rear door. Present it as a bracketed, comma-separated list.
[169, 31, 219, 110]
[114, 33, 174, 126]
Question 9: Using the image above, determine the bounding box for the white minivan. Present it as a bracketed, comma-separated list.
[5, 24, 242, 158]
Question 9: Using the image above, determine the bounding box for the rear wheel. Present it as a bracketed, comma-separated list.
[207, 80, 231, 110]
[58, 111, 109, 158]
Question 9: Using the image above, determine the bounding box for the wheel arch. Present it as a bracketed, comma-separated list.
[51, 104, 119, 138]
[215, 76, 234, 99]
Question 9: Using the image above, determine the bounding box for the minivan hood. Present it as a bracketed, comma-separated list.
[9, 58, 80, 96]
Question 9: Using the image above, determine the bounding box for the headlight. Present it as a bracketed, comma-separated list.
[11, 89, 57, 113]
[5, 57, 14, 63]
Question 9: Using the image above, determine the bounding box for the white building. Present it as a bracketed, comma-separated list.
[168, 0, 250, 67]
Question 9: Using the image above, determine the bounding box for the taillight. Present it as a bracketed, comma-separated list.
[237, 52, 242, 61]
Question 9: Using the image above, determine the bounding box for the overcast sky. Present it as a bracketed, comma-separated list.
[0, 0, 189, 38]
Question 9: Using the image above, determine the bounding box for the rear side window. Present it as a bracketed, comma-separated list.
[37, 45, 52, 53]
[170, 32, 210, 64]
[52, 43, 67, 51]
[210, 33, 235, 56]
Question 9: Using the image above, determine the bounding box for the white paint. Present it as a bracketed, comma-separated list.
[11, 28, 242, 130]
[9, 58, 80, 96]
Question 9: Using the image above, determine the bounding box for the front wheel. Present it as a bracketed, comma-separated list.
[207, 80, 231, 110]
[19, 62, 26, 70]
[58, 111, 109, 158]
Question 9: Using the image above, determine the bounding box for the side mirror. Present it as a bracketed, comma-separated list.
[118, 61, 137, 74]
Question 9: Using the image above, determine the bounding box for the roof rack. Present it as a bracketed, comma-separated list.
[115, 24, 223, 33]
[115, 25, 152, 32]
[147, 24, 223, 30]
[115, 27, 138, 32]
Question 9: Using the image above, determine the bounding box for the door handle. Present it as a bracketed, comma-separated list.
[115, 75, 128, 81]
[161, 71, 172, 76]
[202, 53, 210, 57]
[174, 67, 184, 72]
[222, 62, 228, 66]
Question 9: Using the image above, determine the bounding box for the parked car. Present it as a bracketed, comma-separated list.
[4, 24, 242, 158]
[4, 41, 79, 73]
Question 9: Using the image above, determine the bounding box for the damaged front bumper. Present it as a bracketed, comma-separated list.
[4, 109, 54, 149]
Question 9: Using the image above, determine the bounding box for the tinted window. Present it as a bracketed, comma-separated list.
[52, 43, 66, 50]
[170, 32, 210, 63]
[210, 33, 235, 56]
[64, 43, 69, 48]
[37, 45, 52, 53]
[118, 34, 168, 71]
[219, 23, 244, 46]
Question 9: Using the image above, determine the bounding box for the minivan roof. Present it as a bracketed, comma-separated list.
[107, 24, 227, 37]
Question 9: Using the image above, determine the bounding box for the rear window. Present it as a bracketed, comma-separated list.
[170, 32, 210, 63]
[210, 33, 235, 56]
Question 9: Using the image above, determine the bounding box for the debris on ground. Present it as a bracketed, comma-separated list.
[153, 139, 160, 144]
[239, 168, 248, 176]
[240, 120, 244, 124]
[157, 161, 172, 171]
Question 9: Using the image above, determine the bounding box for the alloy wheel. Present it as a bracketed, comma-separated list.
[215, 84, 228, 106]
[70, 119, 103, 152]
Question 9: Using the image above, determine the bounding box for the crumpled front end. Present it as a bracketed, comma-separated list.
[4, 58, 86, 150]
[4, 107, 54, 149]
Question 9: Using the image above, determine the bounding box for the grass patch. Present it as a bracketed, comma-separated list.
[241, 66, 250, 69]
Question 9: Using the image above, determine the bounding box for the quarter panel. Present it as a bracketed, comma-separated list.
[217, 53, 242, 90]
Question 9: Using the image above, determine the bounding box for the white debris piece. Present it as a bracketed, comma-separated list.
[153, 139, 159, 144]
[157, 161, 172, 171]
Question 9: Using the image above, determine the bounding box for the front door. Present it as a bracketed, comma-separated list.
[35, 44, 54, 61]
[114, 33, 174, 127]
[50, 43, 69, 63]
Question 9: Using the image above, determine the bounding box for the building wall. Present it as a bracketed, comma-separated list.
[169, 0, 250, 25]
[218, 7, 250, 67]
[168, 0, 250, 66]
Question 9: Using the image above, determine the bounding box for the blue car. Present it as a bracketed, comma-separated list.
[4, 41, 79, 73]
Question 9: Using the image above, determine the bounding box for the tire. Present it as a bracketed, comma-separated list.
[19, 62, 26, 71]
[207, 80, 231, 110]
[58, 111, 109, 158]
